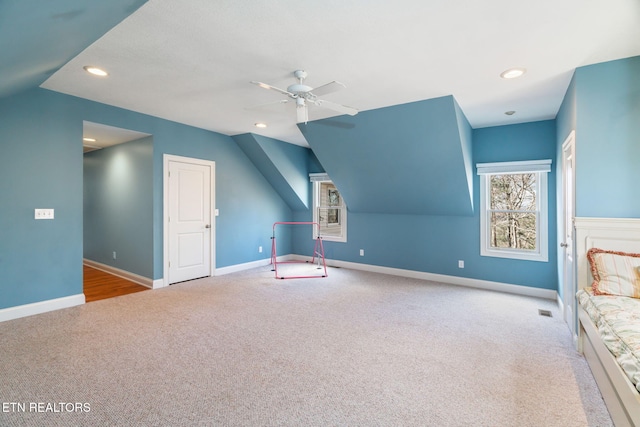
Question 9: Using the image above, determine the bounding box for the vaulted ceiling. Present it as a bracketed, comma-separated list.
[0, 0, 147, 99]
[3, 0, 639, 146]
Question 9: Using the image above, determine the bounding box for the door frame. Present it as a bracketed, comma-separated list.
[162, 154, 216, 287]
[561, 130, 576, 335]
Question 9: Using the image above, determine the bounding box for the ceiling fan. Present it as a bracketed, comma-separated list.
[250, 70, 358, 124]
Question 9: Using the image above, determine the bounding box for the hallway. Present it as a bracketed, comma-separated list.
[83, 265, 149, 302]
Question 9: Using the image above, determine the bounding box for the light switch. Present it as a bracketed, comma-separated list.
[214, 209, 219, 217]
[35, 209, 54, 220]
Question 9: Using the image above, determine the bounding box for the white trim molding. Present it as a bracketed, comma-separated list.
[289, 255, 557, 300]
[476, 159, 552, 175]
[309, 173, 330, 182]
[215, 256, 293, 276]
[0, 294, 85, 323]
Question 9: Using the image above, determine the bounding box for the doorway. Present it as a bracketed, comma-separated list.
[82, 121, 152, 301]
[163, 154, 216, 286]
[561, 130, 576, 334]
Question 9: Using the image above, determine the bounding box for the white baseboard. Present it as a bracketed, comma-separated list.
[215, 256, 292, 276]
[0, 294, 85, 323]
[286, 255, 557, 300]
[218, 254, 557, 300]
[83, 259, 154, 289]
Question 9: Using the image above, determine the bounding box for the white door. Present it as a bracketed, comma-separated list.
[561, 131, 576, 334]
[167, 158, 214, 284]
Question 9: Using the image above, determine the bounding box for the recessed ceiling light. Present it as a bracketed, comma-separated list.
[83, 137, 97, 142]
[83, 66, 108, 77]
[500, 68, 526, 79]
[255, 122, 267, 128]
[505, 111, 516, 116]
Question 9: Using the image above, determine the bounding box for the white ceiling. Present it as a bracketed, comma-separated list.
[82, 121, 151, 152]
[42, 0, 640, 147]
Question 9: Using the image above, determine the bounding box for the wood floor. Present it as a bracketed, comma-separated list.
[83, 265, 149, 302]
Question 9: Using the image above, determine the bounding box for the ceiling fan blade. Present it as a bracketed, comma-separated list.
[250, 81, 293, 97]
[314, 99, 358, 116]
[310, 81, 346, 97]
[296, 105, 308, 124]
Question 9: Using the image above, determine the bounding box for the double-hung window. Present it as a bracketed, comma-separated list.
[310, 173, 347, 242]
[477, 160, 551, 262]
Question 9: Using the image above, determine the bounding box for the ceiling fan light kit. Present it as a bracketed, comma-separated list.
[250, 70, 358, 124]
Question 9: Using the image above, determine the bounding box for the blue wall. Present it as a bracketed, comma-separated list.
[145, 122, 292, 275]
[573, 56, 640, 217]
[300, 96, 474, 216]
[83, 136, 153, 278]
[0, 89, 83, 309]
[555, 55, 640, 302]
[8, 56, 637, 312]
[0, 87, 292, 310]
[294, 120, 558, 290]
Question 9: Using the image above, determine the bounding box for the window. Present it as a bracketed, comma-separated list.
[310, 173, 347, 242]
[477, 160, 551, 262]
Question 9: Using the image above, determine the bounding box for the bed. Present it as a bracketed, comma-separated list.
[575, 218, 640, 427]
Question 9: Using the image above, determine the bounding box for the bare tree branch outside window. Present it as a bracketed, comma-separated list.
[489, 173, 537, 250]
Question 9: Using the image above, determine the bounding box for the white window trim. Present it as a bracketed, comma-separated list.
[477, 160, 551, 262]
[310, 173, 347, 243]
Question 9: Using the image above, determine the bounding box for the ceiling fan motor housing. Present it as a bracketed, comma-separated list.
[288, 70, 313, 98]
[287, 83, 314, 96]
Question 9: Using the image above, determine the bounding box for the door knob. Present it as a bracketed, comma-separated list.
[560, 242, 568, 247]
[205, 224, 211, 229]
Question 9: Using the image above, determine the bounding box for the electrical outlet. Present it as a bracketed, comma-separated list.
[458, 260, 464, 268]
[34, 209, 54, 220]
[359, 249, 364, 256]
[258, 246, 263, 253]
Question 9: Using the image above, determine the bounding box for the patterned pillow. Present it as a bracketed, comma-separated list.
[587, 248, 640, 297]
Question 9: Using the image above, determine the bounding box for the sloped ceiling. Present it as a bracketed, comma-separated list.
[300, 96, 474, 216]
[3, 1, 639, 218]
[0, 0, 147, 98]
[29, 0, 640, 146]
[233, 133, 310, 211]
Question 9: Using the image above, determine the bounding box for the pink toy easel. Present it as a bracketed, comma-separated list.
[271, 221, 327, 279]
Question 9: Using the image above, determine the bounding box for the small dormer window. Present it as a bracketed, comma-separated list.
[310, 173, 347, 243]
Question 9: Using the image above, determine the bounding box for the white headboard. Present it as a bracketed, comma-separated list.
[575, 217, 640, 291]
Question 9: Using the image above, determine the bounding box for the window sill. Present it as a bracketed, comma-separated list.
[481, 248, 548, 262]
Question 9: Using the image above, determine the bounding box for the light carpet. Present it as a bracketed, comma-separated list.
[0, 266, 613, 426]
